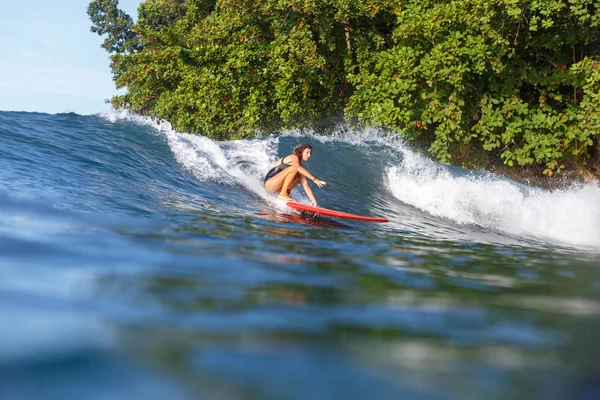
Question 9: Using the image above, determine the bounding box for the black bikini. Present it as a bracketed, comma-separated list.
[264, 159, 292, 183]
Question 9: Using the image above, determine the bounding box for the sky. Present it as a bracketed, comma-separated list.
[0, 0, 141, 115]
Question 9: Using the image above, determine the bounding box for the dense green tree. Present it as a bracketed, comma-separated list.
[347, 0, 600, 174]
[88, 0, 141, 53]
[90, 0, 600, 176]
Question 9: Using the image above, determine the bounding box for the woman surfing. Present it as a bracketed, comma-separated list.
[264, 143, 327, 206]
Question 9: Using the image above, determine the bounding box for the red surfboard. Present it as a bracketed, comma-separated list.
[286, 202, 389, 223]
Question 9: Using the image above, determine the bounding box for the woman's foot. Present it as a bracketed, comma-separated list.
[278, 194, 294, 202]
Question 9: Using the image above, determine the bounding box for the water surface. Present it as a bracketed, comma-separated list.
[1, 110, 599, 399]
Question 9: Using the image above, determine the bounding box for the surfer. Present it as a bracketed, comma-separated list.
[264, 143, 326, 205]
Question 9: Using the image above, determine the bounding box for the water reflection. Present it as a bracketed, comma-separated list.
[3, 198, 599, 399]
[257, 208, 353, 230]
[78, 217, 599, 398]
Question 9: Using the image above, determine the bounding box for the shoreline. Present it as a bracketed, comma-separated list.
[466, 159, 600, 190]
[484, 164, 600, 190]
[406, 137, 600, 190]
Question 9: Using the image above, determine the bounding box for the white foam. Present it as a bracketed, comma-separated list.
[279, 125, 407, 147]
[99, 110, 286, 207]
[387, 151, 600, 248]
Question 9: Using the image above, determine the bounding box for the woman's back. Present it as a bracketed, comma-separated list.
[270, 155, 293, 169]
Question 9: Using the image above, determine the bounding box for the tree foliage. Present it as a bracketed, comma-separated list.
[89, 0, 600, 174]
[88, 0, 142, 53]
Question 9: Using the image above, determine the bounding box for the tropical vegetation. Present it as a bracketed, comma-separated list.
[88, 0, 600, 177]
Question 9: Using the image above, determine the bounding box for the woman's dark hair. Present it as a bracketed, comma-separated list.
[293, 143, 312, 163]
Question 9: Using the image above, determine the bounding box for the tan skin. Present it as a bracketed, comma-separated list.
[264, 148, 326, 206]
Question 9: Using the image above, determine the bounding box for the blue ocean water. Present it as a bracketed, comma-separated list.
[1, 110, 600, 399]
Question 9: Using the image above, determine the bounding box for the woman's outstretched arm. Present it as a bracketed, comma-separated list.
[300, 176, 318, 206]
[289, 155, 326, 187]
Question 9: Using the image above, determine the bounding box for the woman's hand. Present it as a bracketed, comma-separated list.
[313, 178, 326, 188]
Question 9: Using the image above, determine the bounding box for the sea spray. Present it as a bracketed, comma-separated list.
[100, 111, 288, 208]
[386, 152, 600, 248]
[100, 110, 600, 248]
